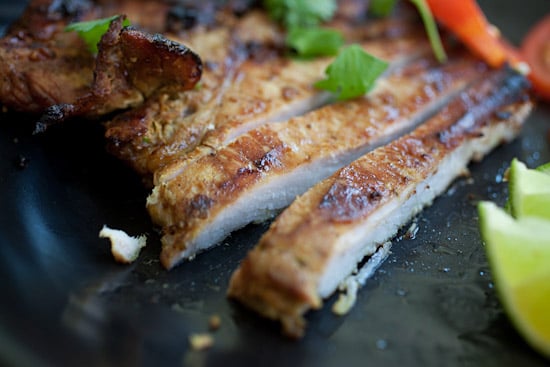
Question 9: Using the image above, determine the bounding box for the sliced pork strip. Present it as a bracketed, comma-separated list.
[147, 52, 490, 269]
[227, 68, 532, 338]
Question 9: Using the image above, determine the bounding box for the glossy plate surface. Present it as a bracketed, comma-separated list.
[1, 1, 549, 366]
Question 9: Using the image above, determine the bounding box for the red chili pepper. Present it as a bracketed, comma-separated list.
[521, 14, 550, 102]
[426, 0, 520, 68]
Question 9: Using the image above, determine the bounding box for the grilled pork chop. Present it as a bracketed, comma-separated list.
[227, 68, 533, 337]
[0, 0, 536, 339]
[1, 0, 432, 182]
[147, 52, 490, 269]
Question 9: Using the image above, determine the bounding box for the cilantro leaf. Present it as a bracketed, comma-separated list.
[286, 27, 343, 57]
[369, 0, 399, 17]
[263, 0, 337, 28]
[314, 44, 389, 101]
[366, 0, 447, 63]
[65, 15, 130, 54]
[409, 0, 447, 63]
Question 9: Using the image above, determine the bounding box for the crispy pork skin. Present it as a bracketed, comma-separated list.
[147, 52, 490, 269]
[227, 69, 532, 338]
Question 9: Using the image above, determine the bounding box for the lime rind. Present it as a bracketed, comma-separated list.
[508, 158, 550, 220]
[535, 161, 550, 175]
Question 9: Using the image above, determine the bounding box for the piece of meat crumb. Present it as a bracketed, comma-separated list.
[188, 333, 214, 351]
[208, 314, 221, 331]
[99, 225, 147, 264]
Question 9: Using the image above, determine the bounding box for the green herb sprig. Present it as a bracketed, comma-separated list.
[263, 0, 337, 28]
[65, 15, 130, 54]
[314, 45, 389, 100]
[286, 27, 344, 58]
[369, 0, 399, 17]
[409, 0, 447, 63]
[368, 0, 447, 62]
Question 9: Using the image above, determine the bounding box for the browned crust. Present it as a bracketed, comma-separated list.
[227, 69, 532, 338]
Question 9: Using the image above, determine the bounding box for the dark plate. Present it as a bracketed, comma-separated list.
[1, 1, 549, 366]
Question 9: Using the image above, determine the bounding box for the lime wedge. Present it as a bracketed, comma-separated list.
[508, 158, 550, 220]
[535, 161, 550, 175]
[478, 201, 550, 358]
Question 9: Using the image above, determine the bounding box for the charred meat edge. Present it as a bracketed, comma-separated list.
[147, 53, 489, 269]
[227, 69, 532, 338]
[35, 16, 202, 132]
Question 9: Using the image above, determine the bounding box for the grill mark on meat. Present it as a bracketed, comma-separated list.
[318, 171, 387, 222]
[188, 194, 215, 220]
[227, 68, 532, 338]
[147, 52, 488, 269]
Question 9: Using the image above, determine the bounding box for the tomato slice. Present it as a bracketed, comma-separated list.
[521, 14, 550, 102]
